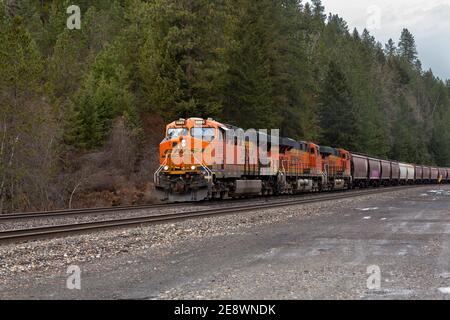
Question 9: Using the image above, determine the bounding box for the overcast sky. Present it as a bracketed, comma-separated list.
[319, 0, 450, 80]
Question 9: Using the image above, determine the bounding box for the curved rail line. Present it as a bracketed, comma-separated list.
[0, 186, 422, 243]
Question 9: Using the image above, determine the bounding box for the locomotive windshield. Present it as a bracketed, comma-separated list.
[191, 127, 215, 141]
[167, 128, 188, 139]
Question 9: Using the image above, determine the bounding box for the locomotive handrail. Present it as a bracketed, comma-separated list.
[192, 153, 214, 197]
[176, 146, 213, 175]
[192, 153, 213, 179]
[154, 155, 169, 186]
[155, 149, 213, 179]
[281, 159, 287, 175]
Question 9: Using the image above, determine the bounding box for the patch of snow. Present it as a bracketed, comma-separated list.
[357, 207, 379, 212]
[384, 289, 414, 296]
[438, 287, 450, 294]
[397, 250, 408, 256]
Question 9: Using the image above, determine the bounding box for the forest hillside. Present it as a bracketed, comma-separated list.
[1, 0, 450, 212]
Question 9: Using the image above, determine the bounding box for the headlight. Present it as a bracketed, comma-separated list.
[191, 165, 196, 170]
[181, 139, 187, 147]
[163, 165, 169, 171]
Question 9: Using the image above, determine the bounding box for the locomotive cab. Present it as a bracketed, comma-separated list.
[319, 146, 352, 190]
[156, 118, 222, 202]
[159, 118, 220, 173]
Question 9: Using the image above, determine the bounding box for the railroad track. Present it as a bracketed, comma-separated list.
[0, 202, 191, 221]
[0, 191, 343, 221]
[0, 186, 422, 243]
[0, 184, 426, 222]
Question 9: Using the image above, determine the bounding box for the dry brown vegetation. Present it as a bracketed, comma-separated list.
[62, 115, 165, 210]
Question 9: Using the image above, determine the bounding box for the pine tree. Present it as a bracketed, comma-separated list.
[0, 11, 59, 212]
[62, 101, 84, 149]
[39, 0, 71, 56]
[46, 29, 89, 101]
[221, 0, 282, 129]
[446, 80, 450, 97]
[311, 0, 326, 22]
[361, 28, 375, 48]
[385, 38, 396, 56]
[429, 84, 450, 166]
[0, 15, 43, 99]
[69, 41, 136, 149]
[273, 0, 317, 139]
[352, 28, 360, 41]
[398, 28, 418, 64]
[139, 0, 226, 121]
[74, 89, 103, 149]
[319, 61, 359, 150]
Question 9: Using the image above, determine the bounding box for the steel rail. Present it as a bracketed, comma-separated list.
[0, 186, 421, 243]
[0, 202, 191, 221]
[0, 184, 425, 222]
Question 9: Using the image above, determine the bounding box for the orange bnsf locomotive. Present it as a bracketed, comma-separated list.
[154, 118, 353, 202]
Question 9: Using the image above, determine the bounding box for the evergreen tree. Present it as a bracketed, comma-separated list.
[139, 0, 226, 121]
[273, 0, 318, 140]
[0, 15, 43, 99]
[385, 38, 396, 56]
[361, 28, 375, 48]
[0, 11, 59, 212]
[398, 28, 418, 64]
[311, 0, 326, 22]
[319, 61, 359, 150]
[352, 28, 360, 41]
[221, 0, 282, 129]
[429, 84, 450, 166]
[73, 88, 103, 149]
[70, 42, 136, 149]
[46, 29, 89, 102]
[390, 101, 420, 163]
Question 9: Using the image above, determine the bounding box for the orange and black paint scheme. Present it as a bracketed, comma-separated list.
[319, 146, 352, 190]
[155, 118, 352, 202]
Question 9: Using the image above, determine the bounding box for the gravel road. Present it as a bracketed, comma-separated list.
[1, 185, 450, 299]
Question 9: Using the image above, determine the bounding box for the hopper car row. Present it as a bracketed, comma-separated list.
[155, 118, 450, 202]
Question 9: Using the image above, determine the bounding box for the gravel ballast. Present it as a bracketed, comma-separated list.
[0, 185, 449, 299]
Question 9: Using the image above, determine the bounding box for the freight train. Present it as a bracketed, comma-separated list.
[155, 118, 450, 202]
